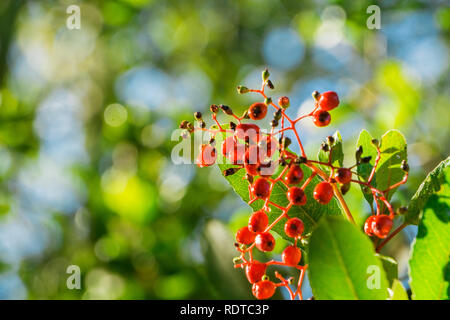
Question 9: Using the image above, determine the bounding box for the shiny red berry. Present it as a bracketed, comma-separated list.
[287, 187, 307, 205]
[364, 215, 376, 236]
[282, 245, 302, 266]
[312, 109, 331, 127]
[284, 165, 304, 185]
[235, 123, 260, 143]
[251, 178, 271, 199]
[245, 261, 267, 284]
[221, 136, 245, 164]
[335, 168, 352, 184]
[248, 210, 269, 233]
[318, 91, 339, 111]
[313, 181, 334, 204]
[244, 146, 261, 176]
[235, 226, 256, 245]
[248, 102, 268, 120]
[372, 215, 393, 239]
[255, 232, 275, 252]
[284, 218, 304, 238]
[258, 135, 277, 158]
[197, 144, 217, 168]
[252, 280, 276, 300]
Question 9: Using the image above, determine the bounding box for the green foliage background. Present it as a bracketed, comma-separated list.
[0, 0, 448, 299]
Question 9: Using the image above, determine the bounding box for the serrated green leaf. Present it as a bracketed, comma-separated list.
[389, 280, 409, 300]
[215, 132, 342, 241]
[308, 217, 389, 300]
[317, 131, 344, 175]
[376, 254, 398, 286]
[405, 156, 450, 225]
[409, 170, 450, 300]
[356, 129, 407, 206]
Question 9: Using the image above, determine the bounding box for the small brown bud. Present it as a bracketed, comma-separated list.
[224, 167, 240, 176]
[295, 156, 307, 164]
[179, 120, 190, 129]
[356, 145, 363, 163]
[229, 121, 237, 131]
[401, 160, 409, 172]
[220, 104, 233, 115]
[210, 104, 219, 113]
[267, 80, 274, 89]
[273, 109, 282, 121]
[278, 96, 290, 108]
[312, 90, 320, 101]
[371, 139, 380, 147]
[194, 112, 202, 120]
[361, 156, 372, 163]
[327, 135, 335, 145]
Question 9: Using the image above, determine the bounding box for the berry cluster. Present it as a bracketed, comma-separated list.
[179, 69, 409, 300]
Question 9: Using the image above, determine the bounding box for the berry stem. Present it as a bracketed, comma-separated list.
[375, 222, 407, 252]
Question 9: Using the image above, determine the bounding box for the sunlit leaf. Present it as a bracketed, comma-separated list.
[409, 170, 450, 300]
[308, 217, 389, 300]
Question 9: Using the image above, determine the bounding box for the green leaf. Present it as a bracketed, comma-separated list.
[389, 280, 409, 300]
[376, 253, 398, 286]
[405, 156, 450, 225]
[317, 131, 344, 175]
[308, 217, 389, 300]
[356, 129, 407, 206]
[409, 170, 450, 300]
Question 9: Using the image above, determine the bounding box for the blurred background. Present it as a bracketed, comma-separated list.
[0, 0, 448, 299]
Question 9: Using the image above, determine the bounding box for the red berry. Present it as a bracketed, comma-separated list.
[284, 218, 304, 238]
[313, 181, 334, 204]
[244, 146, 261, 176]
[372, 215, 393, 239]
[251, 178, 271, 199]
[235, 123, 260, 143]
[255, 232, 275, 252]
[318, 91, 339, 111]
[312, 109, 331, 127]
[221, 136, 245, 164]
[284, 165, 304, 185]
[197, 144, 217, 168]
[248, 102, 268, 120]
[221, 136, 235, 156]
[335, 168, 352, 184]
[258, 135, 277, 158]
[235, 226, 256, 245]
[287, 187, 307, 205]
[252, 280, 276, 300]
[248, 210, 269, 233]
[245, 261, 267, 284]
[364, 215, 376, 236]
[282, 245, 302, 266]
